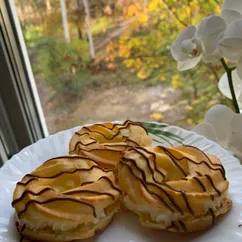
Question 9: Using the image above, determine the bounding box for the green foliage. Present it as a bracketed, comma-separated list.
[18, 0, 228, 127]
[23, 24, 43, 47]
[38, 38, 91, 93]
[142, 121, 183, 146]
[105, 0, 230, 125]
[175, 63, 232, 126]
[91, 17, 113, 36]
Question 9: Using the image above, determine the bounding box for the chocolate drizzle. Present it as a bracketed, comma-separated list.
[12, 187, 55, 207]
[79, 147, 125, 154]
[97, 176, 122, 194]
[185, 145, 225, 168]
[17, 178, 38, 186]
[73, 140, 97, 150]
[17, 197, 97, 217]
[204, 174, 221, 196]
[14, 156, 121, 222]
[158, 146, 187, 176]
[81, 180, 96, 186]
[209, 208, 215, 225]
[70, 120, 149, 154]
[134, 147, 165, 179]
[121, 159, 176, 212]
[178, 220, 187, 232]
[124, 137, 140, 147]
[126, 148, 165, 186]
[21, 224, 26, 232]
[195, 173, 215, 200]
[166, 221, 179, 231]
[121, 158, 181, 214]
[14, 174, 120, 216]
[159, 146, 226, 180]
[63, 190, 115, 200]
[25, 165, 111, 180]
[181, 191, 194, 215]
[161, 183, 194, 215]
[80, 176, 122, 194]
[19, 224, 25, 242]
[184, 145, 226, 177]
[196, 171, 202, 176]
[121, 144, 227, 219]
[82, 126, 119, 141]
[193, 177, 206, 192]
[43, 155, 95, 165]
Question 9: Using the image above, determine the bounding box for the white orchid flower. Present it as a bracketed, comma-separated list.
[171, 16, 226, 71]
[196, 16, 226, 63]
[171, 25, 202, 71]
[221, 0, 242, 26]
[192, 104, 242, 161]
[218, 70, 242, 108]
[218, 19, 242, 79]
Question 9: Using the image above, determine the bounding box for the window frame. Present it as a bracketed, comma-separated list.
[0, 0, 48, 164]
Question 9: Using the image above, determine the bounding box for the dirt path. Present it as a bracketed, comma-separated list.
[36, 78, 188, 134]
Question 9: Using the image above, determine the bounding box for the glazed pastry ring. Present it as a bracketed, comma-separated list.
[118, 145, 232, 232]
[12, 156, 121, 241]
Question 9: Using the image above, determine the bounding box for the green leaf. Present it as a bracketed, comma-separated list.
[142, 122, 183, 146]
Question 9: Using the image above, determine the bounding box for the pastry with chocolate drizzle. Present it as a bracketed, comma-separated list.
[118, 145, 232, 232]
[12, 156, 121, 241]
[69, 120, 152, 170]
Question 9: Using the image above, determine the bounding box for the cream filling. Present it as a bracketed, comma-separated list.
[123, 194, 228, 226]
[17, 207, 115, 232]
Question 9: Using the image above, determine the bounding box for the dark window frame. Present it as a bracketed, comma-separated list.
[0, 0, 48, 164]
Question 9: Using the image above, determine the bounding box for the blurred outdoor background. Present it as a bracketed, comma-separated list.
[14, 0, 230, 134]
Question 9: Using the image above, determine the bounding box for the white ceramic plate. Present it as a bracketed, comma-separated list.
[0, 123, 242, 242]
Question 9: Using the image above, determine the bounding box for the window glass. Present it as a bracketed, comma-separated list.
[14, 0, 228, 134]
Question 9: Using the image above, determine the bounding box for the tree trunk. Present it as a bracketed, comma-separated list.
[46, 0, 52, 12]
[76, 0, 83, 40]
[77, 25, 83, 39]
[60, 0, 70, 43]
[82, 0, 95, 60]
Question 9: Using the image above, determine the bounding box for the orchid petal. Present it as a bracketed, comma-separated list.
[202, 48, 222, 63]
[222, 0, 242, 15]
[223, 19, 242, 38]
[228, 113, 242, 158]
[221, 9, 242, 26]
[218, 71, 242, 100]
[196, 16, 226, 53]
[218, 37, 242, 61]
[228, 131, 242, 161]
[236, 57, 242, 80]
[171, 25, 196, 61]
[237, 90, 242, 108]
[192, 122, 218, 142]
[230, 113, 242, 134]
[177, 55, 201, 71]
[204, 104, 235, 146]
[176, 51, 189, 62]
[218, 19, 242, 61]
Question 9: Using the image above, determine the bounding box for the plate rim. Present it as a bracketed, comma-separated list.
[1, 122, 242, 242]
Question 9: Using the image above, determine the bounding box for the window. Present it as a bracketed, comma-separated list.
[0, 0, 226, 162]
[0, 0, 47, 163]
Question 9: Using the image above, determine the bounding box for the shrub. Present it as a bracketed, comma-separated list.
[38, 37, 91, 93]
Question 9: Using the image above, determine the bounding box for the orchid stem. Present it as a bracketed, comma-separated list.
[220, 58, 240, 113]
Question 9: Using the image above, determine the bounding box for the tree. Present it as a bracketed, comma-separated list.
[82, 0, 95, 60]
[46, 0, 52, 12]
[60, 0, 70, 43]
[105, 0, 228, 125]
